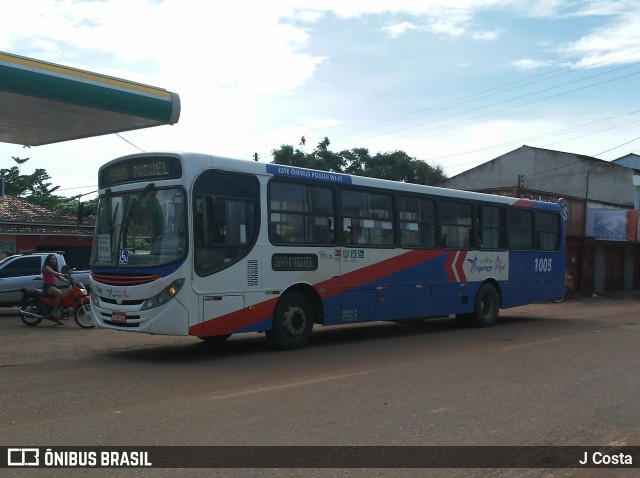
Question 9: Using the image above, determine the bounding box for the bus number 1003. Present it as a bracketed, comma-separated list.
[535, 258, 553, 272]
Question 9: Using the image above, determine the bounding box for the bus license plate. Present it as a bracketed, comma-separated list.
[111, 311, 127, 322]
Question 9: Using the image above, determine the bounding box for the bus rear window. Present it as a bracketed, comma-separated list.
[536, 211, 561, 251]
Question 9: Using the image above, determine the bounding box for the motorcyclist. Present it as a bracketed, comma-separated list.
[42, 254, 69, 324]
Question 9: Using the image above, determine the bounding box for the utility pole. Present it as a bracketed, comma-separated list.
[516, 174, 524, 197]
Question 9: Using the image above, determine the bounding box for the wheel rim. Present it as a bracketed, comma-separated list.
[21, 303, 43, 325]
[480, 296, 493, 318]
[75, 304, 94, 328]
[282, 305, 306, 337]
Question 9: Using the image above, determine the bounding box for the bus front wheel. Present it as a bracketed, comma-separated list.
[473, 283, 499, 327]
[266, 291, 314, 350]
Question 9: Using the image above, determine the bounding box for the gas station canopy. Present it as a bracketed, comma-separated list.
[0, 51, 180, 146]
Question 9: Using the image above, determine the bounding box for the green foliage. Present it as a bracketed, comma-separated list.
[56, 197, 99, 223]
[271, 138, 446, 185]
[1, 156, 61, 208]
[1, 156, 96, 221]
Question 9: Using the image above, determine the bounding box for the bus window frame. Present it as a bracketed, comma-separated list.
[438, 198, 473, 250]
[398, 194, 438, 249]
[340, 186, 396, 248]
[192, 170, 261, 277]
[267, 178, 337, 246]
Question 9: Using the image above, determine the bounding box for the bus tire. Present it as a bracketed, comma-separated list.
[266, 291, 314, 350]
[473, 283, 499, 327]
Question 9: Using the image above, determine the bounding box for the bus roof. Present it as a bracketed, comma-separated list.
[100, 151, 562, 211]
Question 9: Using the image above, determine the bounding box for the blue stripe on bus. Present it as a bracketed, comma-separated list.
[91, 262, 183, 277]
[189, 248, 564, 337]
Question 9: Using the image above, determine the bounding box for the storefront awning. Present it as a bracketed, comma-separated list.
[0, 51, 180, 146]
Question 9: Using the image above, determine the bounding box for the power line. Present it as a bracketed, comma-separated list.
[57, 185, 98, 191]
[116, 133, 145, 152]
[421, 109, 640, 163]
[333, 47, 640, 144]
[593, 135, 640, 157]
[358, 65, 640, 146]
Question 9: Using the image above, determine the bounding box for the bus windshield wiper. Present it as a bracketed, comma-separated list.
[118, 183, 155, 257]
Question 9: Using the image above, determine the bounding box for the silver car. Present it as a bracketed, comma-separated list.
[0, 254, 46, 307]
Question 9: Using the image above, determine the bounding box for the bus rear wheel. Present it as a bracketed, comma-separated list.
[473, 283, 499, 327]
[266, 291, 314, 350]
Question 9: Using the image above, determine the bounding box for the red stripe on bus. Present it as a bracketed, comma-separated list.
[455, 251, 468, 283]
[189, 248, 449, 337]
[445, 252, 457, 282]
[513, 199, 535, 207]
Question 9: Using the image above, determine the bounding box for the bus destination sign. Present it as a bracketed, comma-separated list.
[100, 156, 182, 188]
[272, 254, 318, 271]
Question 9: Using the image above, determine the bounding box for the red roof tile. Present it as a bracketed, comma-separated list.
[0, 195, 93, 236]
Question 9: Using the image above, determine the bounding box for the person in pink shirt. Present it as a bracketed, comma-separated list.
[42, 254, 68, 324]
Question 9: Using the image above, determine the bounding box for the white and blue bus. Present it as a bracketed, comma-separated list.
[89, 152, 565, 349]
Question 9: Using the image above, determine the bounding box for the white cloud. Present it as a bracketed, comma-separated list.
[384, 21, 419, 38]
[471, 30, 501, 41]
[572, 0, 639, 17]
[2, 0, 640, 196]
[1, 1, 325, 96]
[511, 58, 554, 70]
[558, 10, 640, 68]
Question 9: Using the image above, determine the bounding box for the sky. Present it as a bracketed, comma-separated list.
[1, 0, 640, 198]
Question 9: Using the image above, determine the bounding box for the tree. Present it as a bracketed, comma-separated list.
[55, 196, 99, 224]
[271, 144, 308, 168]
[271, 138, 447, 185]
[0, 156, 61, 208]
[1, 156, 98, 222]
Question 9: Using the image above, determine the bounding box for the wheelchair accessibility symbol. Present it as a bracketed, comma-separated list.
[119, 249, 129, 264]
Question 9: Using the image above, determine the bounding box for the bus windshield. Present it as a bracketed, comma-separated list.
[90, 186, 187, 268]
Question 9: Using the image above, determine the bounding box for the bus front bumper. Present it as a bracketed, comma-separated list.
[90, 299, 189, 336]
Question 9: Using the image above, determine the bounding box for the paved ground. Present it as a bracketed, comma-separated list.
[1, 292, 639, 478]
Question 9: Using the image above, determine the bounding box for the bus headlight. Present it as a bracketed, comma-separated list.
[141, 279, 185, 311]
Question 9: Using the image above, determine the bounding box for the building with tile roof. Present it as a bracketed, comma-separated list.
[442, 145, 640, 294]
[0, 194, 93, 268]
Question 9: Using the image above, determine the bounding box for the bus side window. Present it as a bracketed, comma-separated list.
[536, 211, 561, 251]
[212, 201, 227, 244]
[192, 171, 259, 276]
[508, 208, 534, 250]
[397, 195, 438, 248]
[268, 181, 335, 245]
[341, 189, 393, 246]
[439, 200, 472, 249]
[477, 205, 506, 250]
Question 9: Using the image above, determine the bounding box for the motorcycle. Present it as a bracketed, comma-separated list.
[19, 265, 94, 329]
